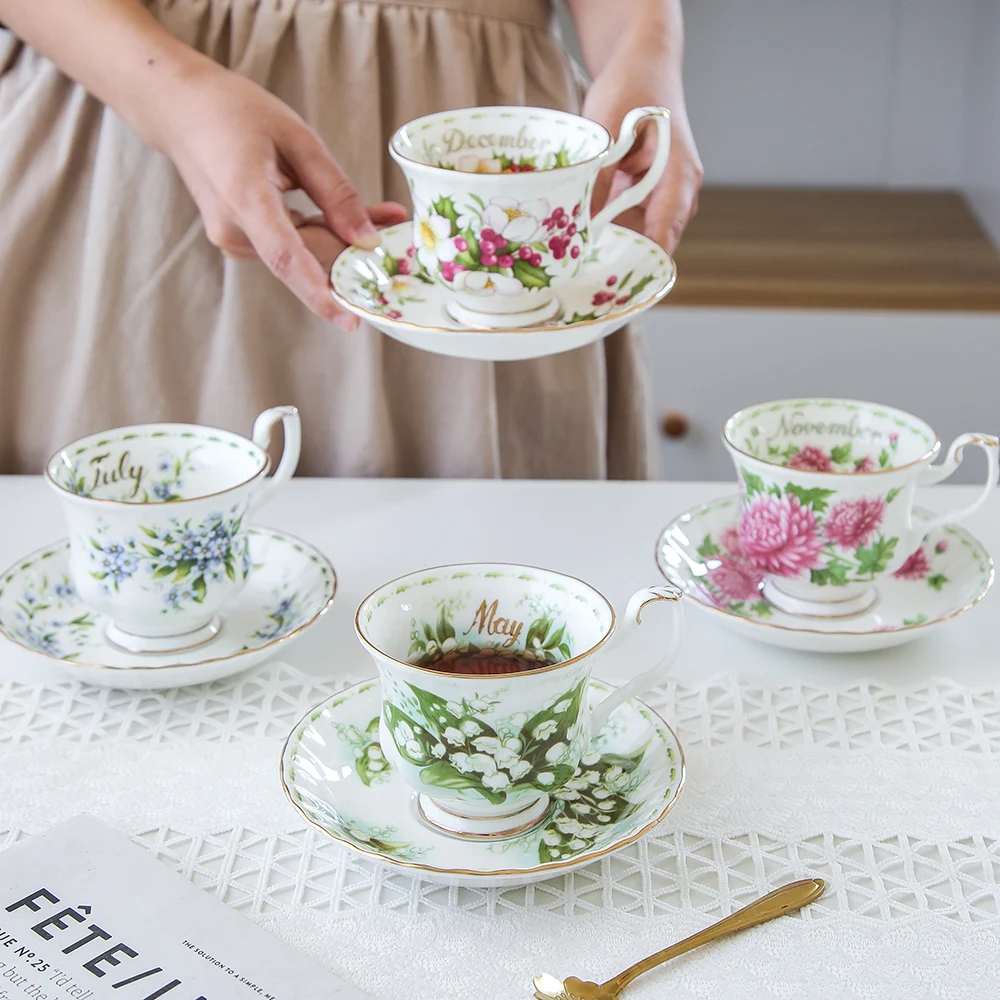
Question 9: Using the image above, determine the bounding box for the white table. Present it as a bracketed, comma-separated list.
[1, 477, 998, 1000]
[0, 476, 995, 687]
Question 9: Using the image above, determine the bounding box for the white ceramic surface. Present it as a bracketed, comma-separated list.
[45, 408, 301, 652]
[281, 675, 685, 887]
[355, 562, 683, 835]
[656, 494, 994, 653]
[330, 222, 675, 361]
[724, 398, 998, 616]
[0, 527, 336, 689]
[389, 105, 670, 324]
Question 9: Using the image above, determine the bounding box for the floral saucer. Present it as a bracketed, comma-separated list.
[0, 528, 336, 689]
[281, 677, 685, 887]
[656, 495, 993, 653]
[329, 222, 676, 361]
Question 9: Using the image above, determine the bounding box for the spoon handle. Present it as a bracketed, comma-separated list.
[602, 878, 825, 996]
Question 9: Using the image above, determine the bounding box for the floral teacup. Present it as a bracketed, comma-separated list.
[45, 407, 301, 654]
[355, 562, 683, 838]
[724, 398, 999, 617]
[388, 104, 671, 328]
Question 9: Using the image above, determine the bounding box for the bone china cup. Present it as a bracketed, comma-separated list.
[45, 407, 301, 654]
[724, 398, 999, 617]
[355, 563, 684, 839]
[389, 104, 671, 329]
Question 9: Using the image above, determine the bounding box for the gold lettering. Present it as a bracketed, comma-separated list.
[88, 450, 144, 498]
[465, 600, 524, 649]
[442, 128, 466, 154]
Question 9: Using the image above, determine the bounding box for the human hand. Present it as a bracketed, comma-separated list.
[147, 59, 408, 328]
[582, 44, 703, 254]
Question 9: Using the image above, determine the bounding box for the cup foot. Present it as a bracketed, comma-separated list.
[416, 792, 550, 841]
[762, 579, 878, 618]
[445, 295, 561, 329]
[104, 615, 222, 655]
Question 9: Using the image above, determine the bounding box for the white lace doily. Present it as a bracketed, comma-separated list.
[2, 662, 998, 999]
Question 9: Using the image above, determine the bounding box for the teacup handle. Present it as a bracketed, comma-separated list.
[588, 585, 684, 739]
[589, 107, 672, 244]
[250, 405, 302, 512]
[903, 433, 999, 547]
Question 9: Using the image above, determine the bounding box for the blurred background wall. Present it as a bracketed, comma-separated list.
[556, 0, 1000, 482]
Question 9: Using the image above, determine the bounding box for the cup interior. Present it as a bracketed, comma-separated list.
[46, 424, 267, 503]
[391, 106, 609, 173]
[725, 399, 938, 474]
[357, 563, 614, 670]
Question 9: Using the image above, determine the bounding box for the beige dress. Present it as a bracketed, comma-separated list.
[0, 0, 655, 479]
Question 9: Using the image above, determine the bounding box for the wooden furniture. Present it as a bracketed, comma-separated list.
[665, 188, 1000, 312]
[643, 188, 1000, 480]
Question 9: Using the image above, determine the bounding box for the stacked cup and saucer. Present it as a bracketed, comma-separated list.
[657, 398, 998, 652]
[330, 105, 677, 361]
[0, 408, 336, 689]
[283, 565, 688, 886]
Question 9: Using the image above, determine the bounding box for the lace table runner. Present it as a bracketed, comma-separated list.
[1, 662, 998, 999]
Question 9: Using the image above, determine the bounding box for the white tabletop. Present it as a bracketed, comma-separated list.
[2, 476, 999, 999]
[0, 476, 995, 686]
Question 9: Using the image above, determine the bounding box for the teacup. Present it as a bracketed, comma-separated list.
[388, 104, 671, 329]
[723, 398, 999, 617]
[45, 407, 301, 654]
[355, 562, 683, 838]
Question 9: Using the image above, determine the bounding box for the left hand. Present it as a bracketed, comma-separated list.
[582, 55, 703, 254]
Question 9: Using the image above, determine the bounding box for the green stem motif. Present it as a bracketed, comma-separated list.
[385, 677, 588, 806]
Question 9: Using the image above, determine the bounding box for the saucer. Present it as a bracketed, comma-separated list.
[329, 222, 676, 361]
[656, 495, 993, 653]
[0, 528, 336, 689]
[281, 677, 685, 887]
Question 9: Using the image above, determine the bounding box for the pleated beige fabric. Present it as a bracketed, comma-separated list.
[0, 0, 656, 479]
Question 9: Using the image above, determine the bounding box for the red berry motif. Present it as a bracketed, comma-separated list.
[396, 257, 411, 275]
[454, 236, 468, 252]
[570, 246, 581, 259]
[592, 290, 615, 306]
[518, 246, 532, 260]
[606, 275, 618, 286]
[497, 254, 514, 268]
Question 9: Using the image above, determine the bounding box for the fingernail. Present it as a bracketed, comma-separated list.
[333, 312, 358, 332]
[353, 222, 382, 251]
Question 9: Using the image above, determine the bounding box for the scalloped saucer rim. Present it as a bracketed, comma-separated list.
[328, 223, 675, 361]
[656, 494, 993, 653]
[0, 527, 337, 689]
[281, 676, 685, 887]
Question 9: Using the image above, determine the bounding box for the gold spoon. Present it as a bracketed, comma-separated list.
[533, 878, 825, 1000]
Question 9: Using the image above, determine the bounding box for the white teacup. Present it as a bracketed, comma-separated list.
[356, 562, 683, 839]
[389, 105, 671, 328]
[724, 398, 999, 617]
[45, 407, 301, 653]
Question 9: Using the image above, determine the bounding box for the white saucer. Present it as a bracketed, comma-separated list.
[656, 495, 994, 653]
[0, 528, 336, 688]
[282, 676, 685, 887]
[329, 222, 676, 361]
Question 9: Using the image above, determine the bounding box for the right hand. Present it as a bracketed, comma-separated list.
[148, 58, 408, 328]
